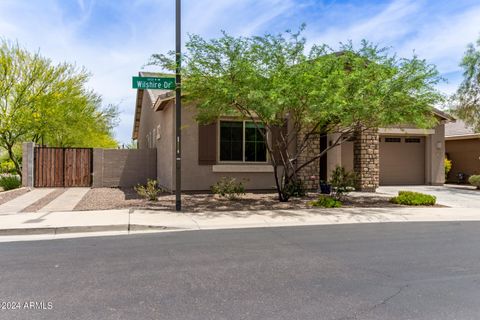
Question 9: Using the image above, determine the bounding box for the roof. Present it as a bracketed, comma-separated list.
[132, 71, 174, 140]
[432, 108, 455, 121]
[130, 74, 456, 140]
[445, 119, 480, 140]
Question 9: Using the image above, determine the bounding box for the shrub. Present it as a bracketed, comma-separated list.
[211, 177, 245, 200]
[469, 175, 480, 189]
[309, 195, 342, 208]
[283, 179, 306, 198]
[0, 160, 16, 174]
[390, 191, 436, 206]
[329, 166, 356, 200]
[444, 158, 452, 180]
[0, 174, 21, 191]
[135, 179, 162, 201]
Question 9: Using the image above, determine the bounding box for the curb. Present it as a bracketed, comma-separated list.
[0, 224, 175, 236]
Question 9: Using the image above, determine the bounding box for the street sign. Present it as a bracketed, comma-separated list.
[132, 76, 175, 90]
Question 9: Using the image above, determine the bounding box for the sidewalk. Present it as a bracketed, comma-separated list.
[0, 206, 478, 241]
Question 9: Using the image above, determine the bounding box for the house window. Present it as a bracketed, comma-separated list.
[385, 137, 401, 143]
[405, 138, 421, 143]
[220, 121, 267, 162]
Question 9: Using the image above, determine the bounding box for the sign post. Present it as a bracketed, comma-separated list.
[132, 77, 175, 90]
[175, 0, 182, 212]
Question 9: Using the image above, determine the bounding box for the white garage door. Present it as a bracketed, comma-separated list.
[380, 136, 425, 185]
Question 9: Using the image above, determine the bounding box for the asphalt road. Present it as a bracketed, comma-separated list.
[1, 222, 480, 320]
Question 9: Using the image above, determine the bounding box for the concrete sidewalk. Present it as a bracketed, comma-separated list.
[0, 206, 478, 241]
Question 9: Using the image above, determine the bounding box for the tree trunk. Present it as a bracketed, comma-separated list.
[6, 144, 22, 178]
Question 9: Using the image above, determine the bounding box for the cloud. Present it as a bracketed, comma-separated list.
[0, 0, 479, 143]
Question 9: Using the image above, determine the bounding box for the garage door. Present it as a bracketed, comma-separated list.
[380, 136, 425, 185]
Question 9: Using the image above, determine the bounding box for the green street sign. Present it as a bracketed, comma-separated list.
[132, 76, 176, 90]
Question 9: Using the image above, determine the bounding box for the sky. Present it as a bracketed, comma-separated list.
[0, 0, 479, 145]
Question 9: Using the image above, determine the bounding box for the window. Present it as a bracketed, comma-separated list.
[220, 121, 267, 162]
[385, 137, 401, 143]
[405, 138, 421, 143]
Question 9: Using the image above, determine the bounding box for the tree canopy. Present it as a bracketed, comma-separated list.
[0, 40, 118, 175]
[452, 35, 480, 132]
[150, 27, 444, 201]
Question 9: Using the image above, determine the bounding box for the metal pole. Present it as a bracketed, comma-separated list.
[175, 0, 182, 211]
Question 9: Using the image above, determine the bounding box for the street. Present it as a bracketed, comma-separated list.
[1, 222, 480, 320]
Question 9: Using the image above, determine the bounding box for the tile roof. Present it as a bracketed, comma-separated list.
[445, 119, 478, 137]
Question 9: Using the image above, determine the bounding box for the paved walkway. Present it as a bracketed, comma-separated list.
[38, 188, 90, 212]
[0, 189, 56, 214]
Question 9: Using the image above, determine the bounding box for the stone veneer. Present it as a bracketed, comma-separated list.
[353, 128, 379, 192]
[296, 131, 321, 190]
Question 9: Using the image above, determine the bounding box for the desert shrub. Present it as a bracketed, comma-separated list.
[135, 179, 163, 201]
[329, 166, 356, 200]
[309, 195, 342, 208]
[0, 160, 16, 174]
[390, 191, 436, 206]
[283, 179, 306, 198]
[469, 175, 480, 189]
[211, 177, 245, 200]
[0, 174, 21, 191]
[444, 158, 452, 180]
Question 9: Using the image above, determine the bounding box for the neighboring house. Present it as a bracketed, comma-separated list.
[133, 72, 452, 191]
[445, 120, 480, 182]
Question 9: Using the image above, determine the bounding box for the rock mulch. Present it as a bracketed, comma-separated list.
[0, 188, 29, 206]
[74, 188, 418, 212]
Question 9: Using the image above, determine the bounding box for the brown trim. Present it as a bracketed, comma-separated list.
[198, 122, 217, 165]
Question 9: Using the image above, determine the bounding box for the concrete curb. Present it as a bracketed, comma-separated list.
[0, 224, 176, 236]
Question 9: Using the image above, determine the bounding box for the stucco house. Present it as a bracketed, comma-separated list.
[133, 72, 452, 192]
[445, 120, 480, 182]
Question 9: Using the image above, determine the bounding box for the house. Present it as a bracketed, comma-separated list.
[133, 72, 452, 191]
[445, 120, 480, 182]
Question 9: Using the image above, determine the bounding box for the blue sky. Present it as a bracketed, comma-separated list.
[1, 0, 479, 145]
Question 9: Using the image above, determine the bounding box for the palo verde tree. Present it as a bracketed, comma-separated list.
[150, 27, 443, 201]
[452, 35, 480, 131]
[0, 40, 118, 176]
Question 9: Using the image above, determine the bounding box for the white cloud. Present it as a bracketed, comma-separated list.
[0, 0, 479, 143]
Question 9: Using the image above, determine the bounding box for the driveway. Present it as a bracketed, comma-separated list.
[378, 185, 480, 208]
[0, 188, 90, 214]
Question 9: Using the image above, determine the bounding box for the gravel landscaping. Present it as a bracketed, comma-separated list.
[0, 188, 29, 206]
[74, 187, 439, 212]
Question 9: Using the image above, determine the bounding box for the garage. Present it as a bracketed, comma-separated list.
[379, 136, 425, 185]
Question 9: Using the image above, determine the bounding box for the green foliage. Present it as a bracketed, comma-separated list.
[309, 195, 342, 208]
[390, 191, 436, 206]
[135, 179, 163, 201]
[444, 158, 452, 180]
[0, 160, 16, 173]
[452, 36, 480, 132]
[211, 177, 246, 200]
[468, 175, 480, 189]
[0, 40, 118, 176]
[150, 26, 443, 202]
[0, 174, 21, 191]
[329, 166, 356, 200]
[282, 179, 306, 200]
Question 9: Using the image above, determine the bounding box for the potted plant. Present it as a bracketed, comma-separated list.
[319, 180, 331, 194]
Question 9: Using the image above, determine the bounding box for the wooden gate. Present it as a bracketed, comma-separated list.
[34, 147, 92, 187]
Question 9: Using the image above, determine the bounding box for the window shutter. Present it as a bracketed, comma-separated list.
[270, 120, 288, 164]
[198, 122, 217, 165]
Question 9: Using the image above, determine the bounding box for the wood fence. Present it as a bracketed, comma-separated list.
[34, 147, 92, 187]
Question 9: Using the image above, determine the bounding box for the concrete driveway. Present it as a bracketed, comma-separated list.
[378, 185, 480, 208]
